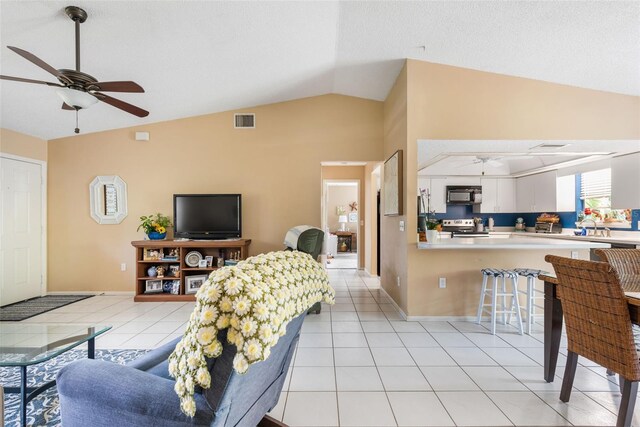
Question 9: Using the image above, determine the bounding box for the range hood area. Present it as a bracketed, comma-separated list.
[446, 185, 482, 205]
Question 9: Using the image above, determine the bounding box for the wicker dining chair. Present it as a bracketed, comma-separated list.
[595, 249, 640, 292]
[545, 255, 640, 427]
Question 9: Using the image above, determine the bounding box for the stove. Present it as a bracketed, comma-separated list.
[441, 219, 490, 237]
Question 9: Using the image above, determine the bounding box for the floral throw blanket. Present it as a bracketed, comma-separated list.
[168, 250, 334, 416]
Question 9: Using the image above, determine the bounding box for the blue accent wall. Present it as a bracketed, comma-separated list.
[429, 204, 640, 231]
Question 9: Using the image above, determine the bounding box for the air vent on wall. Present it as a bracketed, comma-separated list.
[234, 113, 255, 129]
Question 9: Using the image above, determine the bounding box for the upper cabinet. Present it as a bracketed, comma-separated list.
[516, 171, 558, 212]
[611, 153, 640, 209]
[474, 178, 516, 213]
[556, 175, 576, 212]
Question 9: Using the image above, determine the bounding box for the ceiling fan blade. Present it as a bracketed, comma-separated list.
[7, 46, 70, 84]
[94, 92, 149, 117]
[92, 81, 144, 93]
[61, 103, 75, 110]
[0, 74, 63, 87]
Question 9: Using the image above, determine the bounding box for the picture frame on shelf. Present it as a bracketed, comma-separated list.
[143, 248, 162, 261]
[162, 248, 179, 261]
[198, 259, 208, 268]
[169, 265, 180, 277]
[185, 275, 207, 294]
[144, 279, 163, 294]
[205, 256, 214, 267]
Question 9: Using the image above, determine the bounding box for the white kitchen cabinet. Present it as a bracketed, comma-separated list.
[474, 178, 516, 213]
[516, 175, 536, 212]
[534, 171, 558, 212]
[611, 153, 640, 209]
[475, 178, 497, 213]
[556, 175, 576, 212]
[429, 178, 447, 213]
[496, 178, 517, 212]
[516, 171, 557, 212]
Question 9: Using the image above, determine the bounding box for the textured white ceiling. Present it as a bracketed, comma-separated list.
[1, 1, 638, 140]
[417, 140, 640, 176]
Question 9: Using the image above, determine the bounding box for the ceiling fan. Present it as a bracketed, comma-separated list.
[0, 6, 148, 134]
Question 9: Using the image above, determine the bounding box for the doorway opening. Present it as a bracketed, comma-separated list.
[323, 180, 359, 269]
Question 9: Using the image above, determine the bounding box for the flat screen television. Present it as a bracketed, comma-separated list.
[173, 194, 241, 239]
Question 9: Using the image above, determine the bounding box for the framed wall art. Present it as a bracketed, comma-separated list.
[383, 149, 403, 216]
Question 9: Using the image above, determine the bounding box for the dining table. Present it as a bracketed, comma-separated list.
[541, 273, 640, 382]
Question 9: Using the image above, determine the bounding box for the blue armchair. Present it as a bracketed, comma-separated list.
[56, 313, 305, 426]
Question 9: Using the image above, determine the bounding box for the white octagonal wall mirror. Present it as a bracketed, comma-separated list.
[89, 175, 128, 224]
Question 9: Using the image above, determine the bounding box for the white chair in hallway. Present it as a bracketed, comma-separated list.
[513, 268, 547, 335]
[476, 268, 524, 335]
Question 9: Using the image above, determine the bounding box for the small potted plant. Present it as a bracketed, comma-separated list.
[138, 213, 172, 240]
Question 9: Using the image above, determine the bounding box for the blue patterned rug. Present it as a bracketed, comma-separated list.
[1, 349, 149, 426]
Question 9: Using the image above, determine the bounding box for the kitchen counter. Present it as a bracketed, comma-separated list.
[518, 232, 640, 247]
[418, 235, 611, 250]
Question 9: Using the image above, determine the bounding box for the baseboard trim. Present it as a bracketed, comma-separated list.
[405, 315, 481, 322]
[377, 287, 407, 320]
[46, 291, 135, 296]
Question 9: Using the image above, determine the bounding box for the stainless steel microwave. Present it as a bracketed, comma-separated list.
[446, 186, 482, 205]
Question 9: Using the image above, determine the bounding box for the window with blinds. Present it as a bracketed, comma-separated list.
[580, 168, 611, 201]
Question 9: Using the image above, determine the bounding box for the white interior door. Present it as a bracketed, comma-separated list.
[1, 157, 43, 306]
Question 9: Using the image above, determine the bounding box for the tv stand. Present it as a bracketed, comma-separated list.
[131, 239, 251, 302]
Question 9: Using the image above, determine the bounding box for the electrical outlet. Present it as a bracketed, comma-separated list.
[399, 221, 405, 232]
[396, 276, 401, 287]
[571, 251, 579, 259]
[439, 277, 446, 288]
[120, 263, 127, 271]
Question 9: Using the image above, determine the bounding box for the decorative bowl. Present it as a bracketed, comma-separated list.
[147, 231, 167, 240]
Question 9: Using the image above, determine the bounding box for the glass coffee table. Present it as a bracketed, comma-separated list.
[0, 323, 111, 427]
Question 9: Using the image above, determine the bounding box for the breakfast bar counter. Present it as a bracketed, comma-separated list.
[418, 236, 611, 250]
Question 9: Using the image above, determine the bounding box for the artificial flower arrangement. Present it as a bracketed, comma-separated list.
[419, 188, 440, 230]
[168, 250, 335, 416]
[137, 213, 172, 235]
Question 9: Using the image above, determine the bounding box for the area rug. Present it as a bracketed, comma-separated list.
[1, 348, 149, 426]
[0, 295, 93, 321]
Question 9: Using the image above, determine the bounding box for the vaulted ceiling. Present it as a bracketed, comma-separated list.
[1, 1, 638, 140]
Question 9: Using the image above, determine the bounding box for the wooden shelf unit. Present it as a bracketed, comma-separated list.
[131, 239, 251, 302]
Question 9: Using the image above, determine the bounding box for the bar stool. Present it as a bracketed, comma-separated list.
[513, 268, 547, 335]
[476, 268, 524, 335]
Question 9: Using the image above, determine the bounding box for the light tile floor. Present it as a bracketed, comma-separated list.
[18, 268, 640, 426]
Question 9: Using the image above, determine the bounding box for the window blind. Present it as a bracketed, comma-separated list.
[580, 168, 611, 200]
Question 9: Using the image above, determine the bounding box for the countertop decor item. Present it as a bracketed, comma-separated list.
[185, 251, 203, 267]
[147, 266, 157, 277]
[137, 213, 172, 240]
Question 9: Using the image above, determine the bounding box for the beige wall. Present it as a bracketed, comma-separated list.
[381, 63, 409, 312]
[326, 185, 359, 235]
[321, 165, 366, 268]
[382, 59, 640, 317]
[48, 94, 383, 292]
[1, 128, 47, 161]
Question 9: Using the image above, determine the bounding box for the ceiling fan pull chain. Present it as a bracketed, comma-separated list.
[75, 109, 80, 134]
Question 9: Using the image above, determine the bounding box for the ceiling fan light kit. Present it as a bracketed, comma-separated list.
[0, 5, 148, 134]
[56, 87, 98, 109]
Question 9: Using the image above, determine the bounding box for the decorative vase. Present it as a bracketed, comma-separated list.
[147, 266, 157, 277]
[147, 231, 167, 240]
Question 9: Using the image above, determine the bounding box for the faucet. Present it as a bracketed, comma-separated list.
[578, 218, 599, 236]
